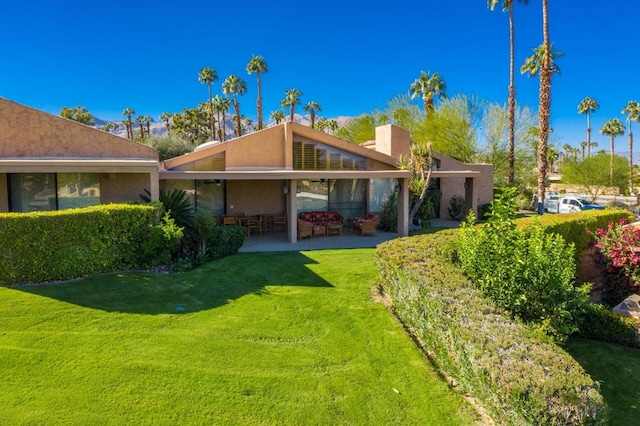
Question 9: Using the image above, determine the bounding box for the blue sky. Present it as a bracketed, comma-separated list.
[1, 1, 639, 153]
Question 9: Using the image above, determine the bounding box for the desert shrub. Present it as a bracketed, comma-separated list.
[574, 303, 640, 348]
[478, 202, 492, 220]
[457, 188, 590, 340]
[376, 230, 606, 425]
[140, 212, 183, 267]
[447, 194, 467, 221]
[379, 192, 398, 232]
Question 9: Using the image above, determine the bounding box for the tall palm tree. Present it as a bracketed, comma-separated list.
[488, 0, 529, 185]
[270, 110, 285, 125]
[222, 75, 247, 137]
[160, 112, 172, 134]
[122, 108, 135, 139]
[135, 115, 146, 140]
[622, 101, 640, 194]
[198, 67, 218, 140]
[246, 54, 268, 130]
[283, 89, 302, 123]
[579, 141, 587, 160]
[600, 118, 625, 186]
[304, 101, 322, 128]
[577, 96, 599, 157]
[409, 70, 447, 114]
[521, 37, 562, 214]
[141, 115, 153, 136]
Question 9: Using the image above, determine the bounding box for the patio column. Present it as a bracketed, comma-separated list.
[288, 179, 298, 243]
[397, 177, 409, 237]
[149, 168, 160, 201]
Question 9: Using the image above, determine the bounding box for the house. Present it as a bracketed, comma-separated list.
[0, 97, 493, 243]
[0, 97, 159, 212]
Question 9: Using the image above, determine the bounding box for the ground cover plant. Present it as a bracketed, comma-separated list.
[0, 249, 479, 425]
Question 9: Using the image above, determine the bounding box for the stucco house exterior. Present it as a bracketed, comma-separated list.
[0, 97, 493, 244]
[0, 97, 159, 212]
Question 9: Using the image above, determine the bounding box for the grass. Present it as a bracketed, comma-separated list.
[0, 249, 479, 425]
[565, 338, 640, 425]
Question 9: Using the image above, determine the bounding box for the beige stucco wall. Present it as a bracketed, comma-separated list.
[225, 126, 287, 169]
[436, 154, 493, 219]
[0, 97, 158, 160]
[100, 173, 152, 204]
[226, 180, 286, 217]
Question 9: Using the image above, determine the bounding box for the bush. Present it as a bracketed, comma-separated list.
[574, 303, 640, 348]
[376, 230, 606, 425]
[457, 189, 590, 340]
[379, 192, 398, 232]
[0, 204, 178, 285]
[447, 195, 467, 221]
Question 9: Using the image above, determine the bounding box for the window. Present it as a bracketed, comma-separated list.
[369, 178, 397, 213]
[292, 136, 365, 170]
[9, 173, 100, 212]
[296, 179, 367, 220]
[170, 153, 225, 171]
[163, 179, 225, 215]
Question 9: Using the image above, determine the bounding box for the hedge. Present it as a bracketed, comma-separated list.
[0, 204, 163, 285]
[515, 209, 634, 255]
[376, 230, 606, 425]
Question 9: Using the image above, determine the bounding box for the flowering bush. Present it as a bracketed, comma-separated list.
[589, 218, 640, 306]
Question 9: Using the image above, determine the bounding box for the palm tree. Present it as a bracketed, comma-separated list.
[246, 54, 268, 130]
[283, 89, 302, 123]
[327, 119, 339, 135]
[270, 110, 285, 125]
[135, 115, 146, 140]
[409, 70, 447, 114]
[622, 101, 640, 194]
[122, 108, 135, 139]
[580, 141, 587, 160]
[198, 67, 218, 140]
[304, 101, 322, 128]
[577, 96, 599, 157]
[600, 118, 625, 185]
[160, 112, 172, 134]
[212, 95, 230, 141]
[143, 115, 154, 136]
[488, 0, 529, 185]
[521, 35, 562, 214]
[101, 122, 118, 133]
[222, 75, 247, 137]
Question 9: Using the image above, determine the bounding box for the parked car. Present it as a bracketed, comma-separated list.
[543, 193, 561, 213]
[557, 196, 604, 213]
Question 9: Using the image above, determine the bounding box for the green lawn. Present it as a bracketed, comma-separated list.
[0, 249, 479, 425]
[565, 338, 640, 426]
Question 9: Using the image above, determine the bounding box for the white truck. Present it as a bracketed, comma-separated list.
[545, 195, 604, 213]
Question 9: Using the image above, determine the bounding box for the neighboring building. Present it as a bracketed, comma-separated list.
[0, 97, 159, 212]
[0, 98, 493, 244]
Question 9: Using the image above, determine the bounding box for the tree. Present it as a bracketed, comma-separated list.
[409, 70, 447, 114]
[246, 54, 268, 130]
[622, 101, 640, 194]
[212, 95, 231, 141]
[143, 134, 196, 161]
[122, 108, 136, 139]
[577, 96, 599, 158]
[270, 110, 285, 125]
[222, 75, 247, 137]
[101, 122, 118, 133]
[135, 115, 146, 140]
[488, 0, 529, 185]
[198, 67, 218, 140]
[399, 142, 434, 227]
[60, 105, 95, 126]
[160, 112, 172, 134]
[304, 101, 322, 128]
[170, 106, 210, 144]
[521, 20, 563, 214]
[600, 118, 625, 186]
[562, 153, 628, 202]
[580, 141, 587, 160]
[143, 115, 154, 137]
[283, 89, 303, 123]
[326, 119, 339, 135]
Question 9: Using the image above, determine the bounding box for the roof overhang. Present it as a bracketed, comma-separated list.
[159, 169, 411, 180]
[0, 159, 159, 173]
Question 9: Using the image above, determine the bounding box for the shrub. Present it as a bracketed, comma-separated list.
[447, 195, 467, 221]
[376, 230, 606, 425]
[457, 189, 590, 340]
[574, 303, 640, 348]
[379, 192, 398, 232]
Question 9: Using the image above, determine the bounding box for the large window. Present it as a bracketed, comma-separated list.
[293, 136, 365, 170]
[9, 173, 100, 212]
[164, 180, 225, 216]
[296, 179, 367, 220]
[369, 178, 397, 213]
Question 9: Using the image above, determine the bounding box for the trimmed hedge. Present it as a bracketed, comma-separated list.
[515, 209, 634, 255]
[376, 230, 607, 425]
[0, 204, 165, 285]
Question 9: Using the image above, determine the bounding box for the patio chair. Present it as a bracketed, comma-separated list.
[223, 216, 238, 226]
[297, 220, 313, 240]
[245, 216, 262, 236]
[272, 212, 286, 231]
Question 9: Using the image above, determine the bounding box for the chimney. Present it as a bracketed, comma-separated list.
[374, 124, 411, 160]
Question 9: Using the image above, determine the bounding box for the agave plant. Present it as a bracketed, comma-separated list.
[140, 188, 195, 229]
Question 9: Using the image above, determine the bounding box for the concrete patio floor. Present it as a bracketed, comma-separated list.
[238, 219, 460, 252]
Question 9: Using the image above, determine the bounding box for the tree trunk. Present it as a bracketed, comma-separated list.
[290, 105, 295, 123]
[587, 113, 592, 157]
[537, 0, 551, 215]
[234, 98, 241, 137]
[507, 5, 516, 185]
[222, 110, 227, 141]
[257, 73, 263, 130]
[610, 135, 615, 186]
[629, 124, 634, 194]
[311, 110, 316, 128]
[408, 144, 433, 226]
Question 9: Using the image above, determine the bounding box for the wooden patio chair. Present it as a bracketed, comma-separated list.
[297, 220, 313, 240]
[245, 216, 262, 236]
[272, 212, 286, 231]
